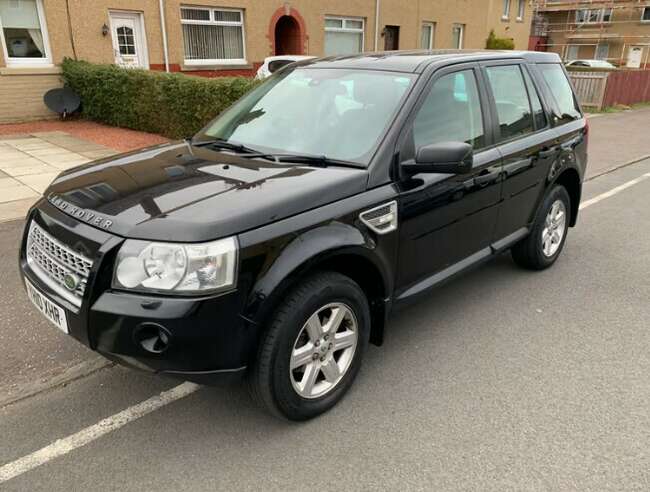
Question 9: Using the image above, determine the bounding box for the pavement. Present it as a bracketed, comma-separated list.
[0, 132, 116, 222]
[0, 158, 648, 490]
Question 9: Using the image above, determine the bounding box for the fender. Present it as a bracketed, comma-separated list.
[241, 221, 394, 326]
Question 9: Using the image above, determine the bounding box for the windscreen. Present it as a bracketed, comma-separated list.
[197, 68, 415, 165]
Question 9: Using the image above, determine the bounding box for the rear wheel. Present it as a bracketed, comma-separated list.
[249, 272, 370, 421]
[512, 185, 571, 270]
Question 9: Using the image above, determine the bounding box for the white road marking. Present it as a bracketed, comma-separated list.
[580, 172, 650, 210]
[0, 382, 199, 484]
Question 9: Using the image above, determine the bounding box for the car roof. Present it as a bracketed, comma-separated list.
[263, 55, 316, 63]
[298, 50, 561, 73]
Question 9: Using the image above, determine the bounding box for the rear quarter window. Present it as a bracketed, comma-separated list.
[537, 64, 582, 124]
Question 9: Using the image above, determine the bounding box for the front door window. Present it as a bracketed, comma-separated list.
[110, 12, 148, 68]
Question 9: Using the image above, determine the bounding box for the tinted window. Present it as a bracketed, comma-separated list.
[413, 70, 485, 150]
[538, 64, 581, 123]
[522, 67, 547, 129]
[485, 65, 533, 141]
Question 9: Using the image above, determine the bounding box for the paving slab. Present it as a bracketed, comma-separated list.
[16, 173, 60, 194]
[0, 198, 36, 223]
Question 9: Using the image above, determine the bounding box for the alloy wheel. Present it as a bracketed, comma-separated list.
[289, 302, 358, 399]
[541, 199, 567, 257]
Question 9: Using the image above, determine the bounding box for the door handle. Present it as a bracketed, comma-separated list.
[538, 147, 559, 159]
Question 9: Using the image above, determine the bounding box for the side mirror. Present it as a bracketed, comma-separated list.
[402, 142, 474, 175]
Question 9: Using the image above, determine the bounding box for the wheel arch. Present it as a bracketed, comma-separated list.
[554, 167, 581, 226]
[243, 224, 392, 349]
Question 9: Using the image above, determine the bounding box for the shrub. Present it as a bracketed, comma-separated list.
[485, 30, 515, 50]
[61, 58, 260, 139]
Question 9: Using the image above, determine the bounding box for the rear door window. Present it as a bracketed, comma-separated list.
[485, 65, 534, 141]
[522, 67, 548, 130]
[537, 64, 582, 124]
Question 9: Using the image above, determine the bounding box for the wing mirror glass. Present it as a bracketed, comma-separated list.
[402, 142, 474, 175]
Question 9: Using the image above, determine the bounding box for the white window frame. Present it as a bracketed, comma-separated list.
[566, 44, 579, 61]
[180, 6, 247, 66]
[595, 42, 609, 60]
[0, 0, 53, 67]
[421, 22, 435, 49]
[324, 15, 365, 54]
[502, 0, 511, 20]
[576, 8, 612, 24]
[516, 0, 525, 21]
[642, 7, 650, 23]
[452, 23, 464, 49]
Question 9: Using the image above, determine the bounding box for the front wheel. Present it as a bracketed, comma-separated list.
[512, 185, 571, 270]
[249, 272, 370, 421]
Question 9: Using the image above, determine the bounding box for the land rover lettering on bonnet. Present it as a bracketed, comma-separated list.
[49, 195, 113, 230]
[19, 51, 587, 421]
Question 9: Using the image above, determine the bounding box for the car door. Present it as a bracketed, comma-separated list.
[394, 64, 502, 297]
[481, 61, 559, 242]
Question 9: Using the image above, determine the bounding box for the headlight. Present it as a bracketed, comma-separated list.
[112, 237, 237, 294]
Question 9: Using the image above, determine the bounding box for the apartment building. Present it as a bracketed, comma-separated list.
[532, 0, 650, 67]
[0, 0, 533, 123]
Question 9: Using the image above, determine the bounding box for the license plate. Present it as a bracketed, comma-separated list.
[25, 279, 69, 334]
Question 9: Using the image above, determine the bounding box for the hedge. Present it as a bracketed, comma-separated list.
[61, 58, 260, 139]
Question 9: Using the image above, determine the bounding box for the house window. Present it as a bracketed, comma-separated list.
[576, 8, 612, 24]
[421, 22, 435, 49]
[517, 0, 525, 20]
[566, 44, 579, 61]
[502, 0, 511, 19]
[595, 43, 609, 60]
[180, 6, 246, 65]
[642, 8, 650, 22]
[324, 16, 364, 56]
[452, 24, 464, 49]
[0, 0, 51, 66]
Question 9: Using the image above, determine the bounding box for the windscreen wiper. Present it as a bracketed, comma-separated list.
[191, 138, 260, 154]
[242, 153, 362, 169]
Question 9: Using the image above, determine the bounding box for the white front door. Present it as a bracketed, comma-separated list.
[626, 46, 643, 69]
[109, 12, 148, 68]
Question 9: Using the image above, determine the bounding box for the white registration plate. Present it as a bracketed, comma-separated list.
[25, 279, 69, 334]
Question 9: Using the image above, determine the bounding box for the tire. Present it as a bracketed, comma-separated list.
[512, 185, 571, 270]
[249, 271, 371, 421]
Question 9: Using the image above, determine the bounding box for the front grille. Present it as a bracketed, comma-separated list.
[26, 221, 94, 307]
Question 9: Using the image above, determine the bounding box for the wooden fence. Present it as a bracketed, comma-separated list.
[568, 70, 650, 110]
[568, 72, 609, 110]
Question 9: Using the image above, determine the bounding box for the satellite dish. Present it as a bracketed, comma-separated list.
[44, 86, 81, 119]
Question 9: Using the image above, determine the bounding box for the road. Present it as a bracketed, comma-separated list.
[1, 156, 649, 489]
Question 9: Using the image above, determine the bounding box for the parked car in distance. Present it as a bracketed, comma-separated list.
[255, 55, 316, 78]
[565, 59, 617, 69]
[20, 50, 587, 421]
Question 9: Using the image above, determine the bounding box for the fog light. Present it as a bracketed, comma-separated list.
[134, 323, 171, 354]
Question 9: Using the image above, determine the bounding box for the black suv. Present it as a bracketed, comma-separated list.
[19, 51, 587, 420]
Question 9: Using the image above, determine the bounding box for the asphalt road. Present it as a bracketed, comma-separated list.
[0, 156, 649, 490]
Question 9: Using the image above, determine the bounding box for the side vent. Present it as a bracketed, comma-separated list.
[359, 201, 398, 234]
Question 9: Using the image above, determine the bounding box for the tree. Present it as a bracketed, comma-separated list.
[486, 30, 515, 50]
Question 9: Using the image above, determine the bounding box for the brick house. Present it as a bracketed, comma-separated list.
[532, 0, 650, 67]
[0, 0, 533, 123]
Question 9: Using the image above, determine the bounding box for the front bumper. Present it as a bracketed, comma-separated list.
[19, 201, 254, 385]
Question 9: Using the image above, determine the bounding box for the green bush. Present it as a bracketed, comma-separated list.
[61, 58, 260, 139]
[485, 30, 515, 50]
